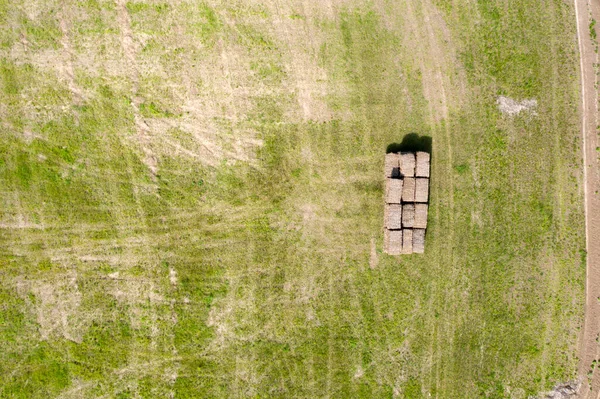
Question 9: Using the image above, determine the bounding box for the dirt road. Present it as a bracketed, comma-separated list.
[574, 0, 600, 396]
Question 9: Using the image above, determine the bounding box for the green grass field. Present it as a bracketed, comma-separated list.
[0, 0, 586, 397]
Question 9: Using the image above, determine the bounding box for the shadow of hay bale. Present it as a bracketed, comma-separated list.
[386, 133, 432, 154]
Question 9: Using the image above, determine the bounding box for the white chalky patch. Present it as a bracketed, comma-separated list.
[497, 96, 537, 116]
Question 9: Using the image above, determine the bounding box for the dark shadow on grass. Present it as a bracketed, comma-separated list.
[386, 133, 432, 154]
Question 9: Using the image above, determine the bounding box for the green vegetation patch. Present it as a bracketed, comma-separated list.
[0, 0, 585, 398]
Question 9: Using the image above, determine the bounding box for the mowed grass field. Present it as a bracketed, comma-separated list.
[0, 0, 586, 398]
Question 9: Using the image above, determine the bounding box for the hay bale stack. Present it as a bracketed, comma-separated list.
[385, 178, 403, 204]
[385, 204, 402, 229]
[400, 153, 415, 177]
[402, 203, 415, 228]
[385, 153, 400, 178]
[414, 203, 428, 229]
[402, 177, 415, 202]
[415, 178, 429, 203]
[416, 152, 430, 177]
[413, 229, 425, 253]
[383, 151, 430, 255]
[401, 229, 413, 254]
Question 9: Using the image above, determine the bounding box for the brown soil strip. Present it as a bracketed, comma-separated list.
[574, 0, 600, 396]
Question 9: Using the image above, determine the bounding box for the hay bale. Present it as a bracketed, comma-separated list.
[401, 229, 413, 254]
[413, 229, 425, 253]
[415, 178, 429, 203]
[402, 177, 415, 202]
[384, 204, 388, 227]
[402, 203, 414, 228]
[414, 204, 428, 229]
[385, 178, 403, 204]
[385, 204, 402, 229]
[416, 152, 430, 177]
[385, 153, 400, 178]
[400, 152, 415, 177]
[384, 228, 390, 253]
[387, 230, 402, 255]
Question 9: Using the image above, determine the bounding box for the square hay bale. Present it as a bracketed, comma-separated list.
[384, 204, 388, 227]
[414, 203, 428, 229]
[402, 177, 415, 202]
[400, 152, 416, 177]
[402, 203, 415, 228]
[385, 178, 403, 204]
[387, 229, 402, 255]
[386, 204, 402, 229]
[401, 229, 413, 254]
[415, 178, 429, 203]
[385, 153, 400, 178]
[413, 229, 425, 253]
[416, 152, 430, 177]
[384, 228, 390, 252]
